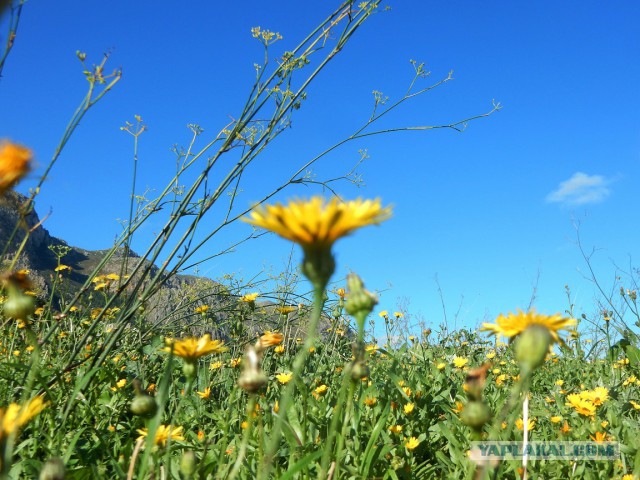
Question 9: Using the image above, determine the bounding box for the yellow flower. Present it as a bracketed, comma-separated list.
[136, 425, 184, 447]
[403, 403, 415, 415]
[0, 141, 32, 194]
[555, 380, 564, 387]
[630, 400, 640, 410]
[230, 357, 242, 368]
[495, 374, 508, 386]
[273, 401, 280, 414]
[515, 418, 535, 431]
[402, 386, 412, 397]
[240, 292, 259, 302]
[335, 288, 346, 299]
[54, 265, 71, 272]
[560, 421, 571, 434]
[274, 345, 285, 354]
[388, 424, 403, 434]
[194, 305, 210, 314]
[590, 431, 607, 443]
[210, 361, 223, 370]
[378, 310, 388, 318]
[452, 356, 468, 369]
[364, 396, 377, 407]
[256, 331, 284, 349]
[565, 393, 596, 417]
[623, 375, 637, 387]
[197, 430, 205, 442]
[582, 387, 608, 406]
[550, 416, 562, 423]
[481, 309, 576, 345]
[197, 387, 211, 399]
[275, 372, 293, 385]
[436, 362, 446, 371]
[313, 384, 328, 399]
[486, 351, 496, 360]
[162, 334, 229, 362]
[275, 305, 297, 315]
[393, 312, 404, 318]
[600, 421, 609, 428]
[242, 196, 392, 251]
[405, 436, 420, 451]
[0, 395, 48, 440]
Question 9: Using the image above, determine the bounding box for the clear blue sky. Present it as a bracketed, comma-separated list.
[1, 1, 639, 336]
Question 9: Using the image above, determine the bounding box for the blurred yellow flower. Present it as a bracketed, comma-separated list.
[240, 292, 259, 302]
[275, 373, 293, 385]
[481, 309, 576, 345]
[582, 386, 608, 406]
[405, 436, 420, 451]
[364, 396, 377, 407]
[210, 361, 223, 370]
[54, 265, 71, 272]
[197, 387, 211, 399]
[313, 384, 328, 399]
[0, 395, 48, 440]
[275, 305, 297, 315]
[242, 196, 392, 251]
[403, 403, 415, 414]
[388, 424, 402, 434]
[436, 362, 446, 370]
[516, 418, 535, 431]
[136, 425, 184, 447]
[565, 393, 596, 417]
[452, 356, 468, 368]
[256, 331, 284, 349]
[162, 334, 228, 362]
[550, 416, 562, 423]
[378, 310, 388, 318]
[274, 345, 285, 354]
[393, 312, 404, 318]
[194, 305, 209, 314]
[0, 140, 32, 194]
[630, 400, 640, 410]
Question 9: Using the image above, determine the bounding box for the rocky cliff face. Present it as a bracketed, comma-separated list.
[0, 191, 206, 312]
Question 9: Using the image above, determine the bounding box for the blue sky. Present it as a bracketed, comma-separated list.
[1, 1, 639, 337]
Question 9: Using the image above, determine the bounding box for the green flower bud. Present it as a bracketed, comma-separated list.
[130, 380, 158, 418]
[460, 401, 492, 430]
[345, 274, 378, 317]
[182, 362, 197, 379]
[350, 360, 370, 381]
[3, 289, 35, 320]
[515, 324, 552, 373]
[180, 451, 197, 478]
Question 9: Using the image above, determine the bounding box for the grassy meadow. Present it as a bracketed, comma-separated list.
[1, 1, 640, 479]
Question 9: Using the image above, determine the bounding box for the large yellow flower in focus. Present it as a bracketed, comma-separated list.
[0, 395, 48, 440]
[242, 196, 392, 251]
[0, 141, 32, 195]
[162, 334, 228, 362]
[481, 309, 576, 345]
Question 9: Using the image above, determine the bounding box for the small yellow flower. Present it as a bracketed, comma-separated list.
[209, 361, 223, 370]
[590, 431, 607, 443]
[452, 356, 468, 369]
[275, 372, 293, 385]
[256, 331, 284, 349]
[194, 305, 210, 314]
[515, 418, 535, 431]
[54, 265, 71, 272]
[630, 400, 640, 410]
[495, 374, 508, 386]
[405, 436, 420, 451]
[402, 386, 412, 397]
[273, 400, 280, 414]
[136, 425, 184, 447]
[230, 357, 242, 368]
[107, 425, 116, 432]
[486, 351, 496, 360]
[388, 424, 403, 434]
[403, 403, 415, 415]
[0, 140, 32, 194]
[378, 310, 388, 318]
[550, 416, 562, 423]
[560, 421, 571, 434]
[364, 396, 377, 407]
[313, 384, 328, 399]
[555, 380, 564, 387]
[240, 292, 259, 303]
[162, 334, 229, 362]
[565, 393, 596, 417]
[197, 387, 211, 399]
[600, 421, 609, 428]
[393, 312, 404, 318]
[197, 430, 205, 442]
[436, 362, 446, 371]
[25, 345, 35, 352]
[335, 288, 346, 299]
[275, 305, 297, 315]
[274, 345, 285, 354]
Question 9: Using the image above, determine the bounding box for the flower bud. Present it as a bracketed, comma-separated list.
[460, 401, 492, 430]
[515, 325, 552, 373]
[130, 379, 158, 418]
[3, 290, 35, 320]
[350, 360, 370, 381]
[182, 362, 197, 379]
[180, 451, 197, 478]
[238, 346, 267, 393]
[345, 274, 378, 317]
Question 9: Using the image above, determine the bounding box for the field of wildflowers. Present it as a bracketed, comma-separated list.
[1, 1, 639, 479]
